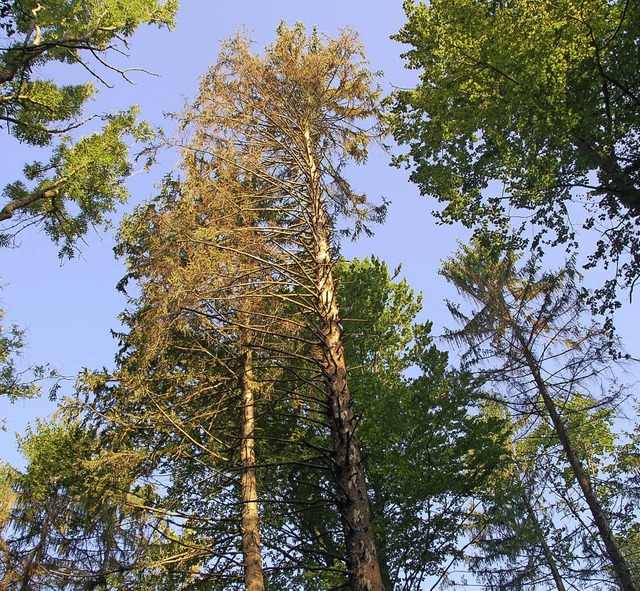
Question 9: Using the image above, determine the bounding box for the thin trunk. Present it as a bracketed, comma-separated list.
[519, 491, 567, 591]
[510, 425, 567, 591]
[239, 349, 265, 591]
[516, 331, 637, 591]
[304, 128, 384, 591]
[370, 489, 393, 591]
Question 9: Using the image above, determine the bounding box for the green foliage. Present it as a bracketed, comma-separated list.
[3, 107, 154, 257]
[1, 0, 177, 144]
[441, 239, 638, 590]
[0, 309, 54, 403]
[0, 0, 178, 253]
[393, 0, 640, 318]
[0, 0, 177, 424]
[338, 257, 508, 589]
[1, 416, 168, 590]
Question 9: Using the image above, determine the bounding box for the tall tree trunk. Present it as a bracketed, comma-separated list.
[517, 332, 637, 591]
[509, 427, 567, 591]
[304, 129, 384, 591]
[239, 349, 265, 591]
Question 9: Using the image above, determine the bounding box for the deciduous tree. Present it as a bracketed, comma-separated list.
[0, 0, 178, 255]
[338, 257, 507, 590]
[392, 0, 640, 319]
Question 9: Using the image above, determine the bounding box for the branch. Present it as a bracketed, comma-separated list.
[572, 135, 640, 216]
[0, 176, 68, 221]
[0, 25, 122, 86]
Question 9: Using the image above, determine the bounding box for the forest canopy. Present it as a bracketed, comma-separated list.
[0, 3, 638, 591]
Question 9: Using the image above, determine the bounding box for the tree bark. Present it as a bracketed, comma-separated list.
[239, 349, 265, 591]
[370, 489, 393, 591]
[304, 129, 384, 591]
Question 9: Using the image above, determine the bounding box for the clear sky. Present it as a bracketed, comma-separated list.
[0, 1, 637, 466]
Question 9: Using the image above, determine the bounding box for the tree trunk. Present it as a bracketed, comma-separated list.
[239, 349, 265, 591]
[304, 129, 384, 591]
[519, 491, 567, 591]
[370, 489, 394, 591]
[317, 243, 383, 591]
[517, 333, 637, 591]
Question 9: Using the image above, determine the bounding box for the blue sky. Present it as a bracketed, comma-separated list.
[0, 1, 638, 466]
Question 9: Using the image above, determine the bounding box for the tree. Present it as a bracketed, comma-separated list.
[469, 399, 622, 591]
[81, 23, 388, 590]
[170, 23, 387, 590]
[0, 310, 54, 402]
[78, 323, 263, 590]
[440, 240, 638, 591]
[392, 0, 640, 319]
[108, 172, 274, 590]
[0, 417, 169, 590]
[0, 0, 178, 255]
[338, 257, 507, 590]
[0, 0, 178, 422]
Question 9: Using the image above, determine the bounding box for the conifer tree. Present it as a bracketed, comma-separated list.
[441, 241, 638, 591]
[88, 24, 388, 590]
[173, 24, 387, 590]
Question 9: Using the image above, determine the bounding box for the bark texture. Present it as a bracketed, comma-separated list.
[239, 349, 265, 591]
[306, 132, 384, 591]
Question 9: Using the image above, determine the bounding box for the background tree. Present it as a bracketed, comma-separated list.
[0, 0, 178, 421]
[0, 417, 170, 590]
[469, 399, 623, 591]
[440, 240, 638, 591]
[78, 325, 261, 590]
[106, 168, 275, 590]
[392, 0, 640, 321]
[338, 257, 507, 590]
